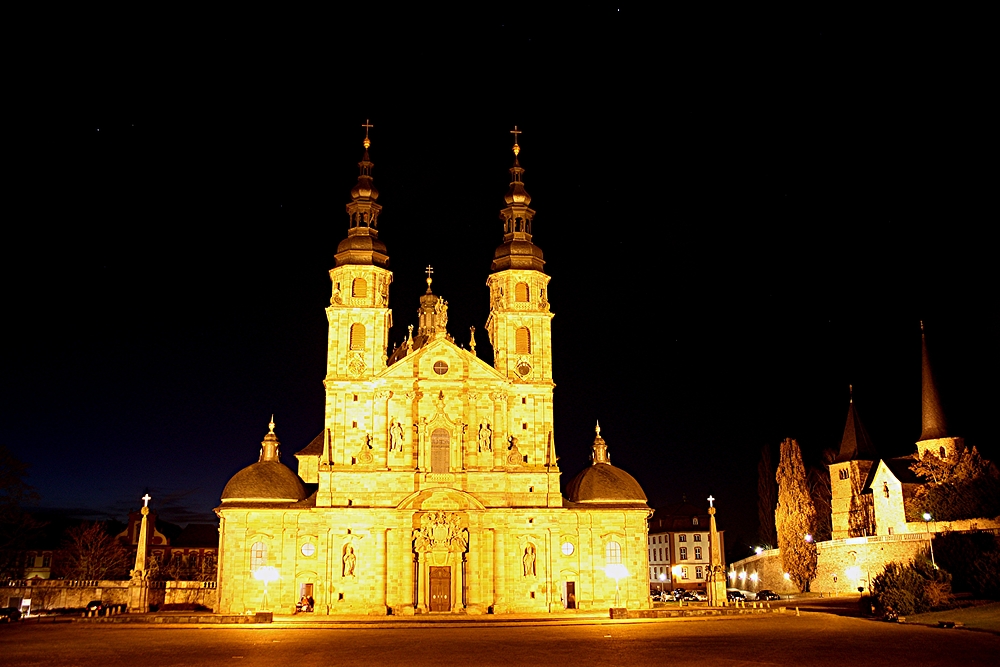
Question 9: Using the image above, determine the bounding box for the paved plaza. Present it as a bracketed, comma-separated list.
[2, 610, 997, 666]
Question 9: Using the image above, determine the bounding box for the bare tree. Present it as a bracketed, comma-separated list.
[757, 443, 777, 548]
[61, 522, 131, 581]
[775, 438, 817, 591]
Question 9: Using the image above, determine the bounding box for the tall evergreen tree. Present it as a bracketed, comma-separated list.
[775, 437, 817, 590]
[757, 443, 777, 548]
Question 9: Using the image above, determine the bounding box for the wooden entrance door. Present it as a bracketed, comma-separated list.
[429, 566, 451, 611]
[566, 581, 576, 609]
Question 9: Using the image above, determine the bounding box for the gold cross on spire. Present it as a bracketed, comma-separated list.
[510, 125, 521, 156]
[362, 119, 373, 149]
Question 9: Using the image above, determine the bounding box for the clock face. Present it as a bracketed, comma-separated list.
[301, 543, 316, 557]
[561, 542, 574, 556]
[516, 361, 531, 377]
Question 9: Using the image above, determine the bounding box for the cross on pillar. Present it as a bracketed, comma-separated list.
[707, 495, 715, 508]
[142, 493, 151, 507]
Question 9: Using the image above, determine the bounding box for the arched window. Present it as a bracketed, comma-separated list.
[692, 517, 699, 526]
[515, 327, 531, 354]
[515, 282, 530, 302]
[431, 428, 449, 472]
[250, 541, 267, 569]
[352, 277, 367, 298]
[350, 323, 366, 350]
[605, 541, 622, 565]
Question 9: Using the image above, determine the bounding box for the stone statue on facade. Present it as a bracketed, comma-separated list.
[343, 544, 357, 577]
[389, 418, 404, 452]
[478, 422, 493, 452]
[522, 544, 536, 577]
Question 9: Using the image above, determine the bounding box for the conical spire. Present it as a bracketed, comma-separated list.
[833, 386, 877, 462]
[491, 126, 544, 272]
[335, 120, 389, 268]
[919, 321, 949, 441]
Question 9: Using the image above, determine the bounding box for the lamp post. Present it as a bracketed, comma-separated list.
[658, 572, 666, 595]
[923, 513, 937, 569]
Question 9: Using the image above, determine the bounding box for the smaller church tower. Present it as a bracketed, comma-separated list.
[829, 387, 878, 539]
[915, 321, 964, 461]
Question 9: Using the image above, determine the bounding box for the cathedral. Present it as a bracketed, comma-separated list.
[215, 127, 651, 615]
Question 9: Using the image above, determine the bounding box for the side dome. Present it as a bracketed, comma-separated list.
[567, 463, 647, 504]
[222, 461, 306, 503]
[566, 424, 648, 504]
[221, 419, 307, 503]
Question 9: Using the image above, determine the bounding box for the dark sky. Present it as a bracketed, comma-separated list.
[5, 14, 994, 555]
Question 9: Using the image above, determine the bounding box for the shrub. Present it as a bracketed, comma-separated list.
[871, 552, 952, 617]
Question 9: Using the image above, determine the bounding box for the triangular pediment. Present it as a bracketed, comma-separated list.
[378, 336, 508, 383]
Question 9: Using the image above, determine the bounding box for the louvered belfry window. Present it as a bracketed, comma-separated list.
[352, 277, 367, 298]
[515, 282, 529, 302]
[350, 323, 366, 350]
[515, 327, 531, 354]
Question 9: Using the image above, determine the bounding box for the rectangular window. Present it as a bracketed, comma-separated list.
[694, 547, 702, 560]
[696, 566, 703, 579]
[682, 567, 689, 580]
[694, 534, 702, 542]
[680, 547, 688, 560]
[679, 534, 686, 542]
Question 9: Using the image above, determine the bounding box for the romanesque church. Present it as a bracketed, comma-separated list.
[215, 128, 651, 614]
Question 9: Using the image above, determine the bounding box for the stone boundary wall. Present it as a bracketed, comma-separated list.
[730, 528, 1000, 595]
[0, 580, 218, 612]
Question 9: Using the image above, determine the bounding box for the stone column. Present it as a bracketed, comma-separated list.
[493, 527, 506, 613]
[416, 552, 428, 613]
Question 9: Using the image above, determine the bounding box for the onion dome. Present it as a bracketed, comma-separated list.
[335, 120, 389, 268]
[491, 126, 545, 273]
[566, 422, 648, 504]
[222, 418, 307, 503]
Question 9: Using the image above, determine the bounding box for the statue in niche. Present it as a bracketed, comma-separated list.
[478, 422, 493, 452]
[522, 543, 536, 577]
[389, 419, 404, 452]
[342, 544, 357, 577]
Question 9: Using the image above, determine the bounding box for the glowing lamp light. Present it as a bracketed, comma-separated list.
[605, 564, 629, 607]
[738, 571, 746, 582]
[754, 546, 763, 555]
[671, 565, 683, 578]
[253, 566, 280, 612]
[729, 571, 736, 580]
[804, 534, 813, 543]
[783, 572, 791, 581]
[658, 573, 667, 582]
[749, 572, 759, 583]
[845, 566, 861, 580]
[923, 512, 932, 522]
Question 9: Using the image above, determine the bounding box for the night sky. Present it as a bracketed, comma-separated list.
[5, 15, 994, 555]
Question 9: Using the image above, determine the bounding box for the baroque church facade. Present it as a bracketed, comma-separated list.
[215, 129, 651, 615]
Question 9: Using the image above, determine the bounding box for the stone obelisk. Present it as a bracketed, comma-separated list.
[706, 496, 728, 606]
[128, 493, 152, 613]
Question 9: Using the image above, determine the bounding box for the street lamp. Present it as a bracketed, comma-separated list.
[605, 564, 629, 607]
[658, 572, 666, 594]
[923, 513, 937, 569]
[253, 566, 280, 611]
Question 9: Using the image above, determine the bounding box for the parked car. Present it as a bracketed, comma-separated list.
[756, 590, 780, 601]
[691, 590, 708, 601]
[650, 591, 671, 602]
[680, 591, 700, 601]
[85, 600, 104, 613]
[0, 607, 22, 622]
[726, 589, 746, 601]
